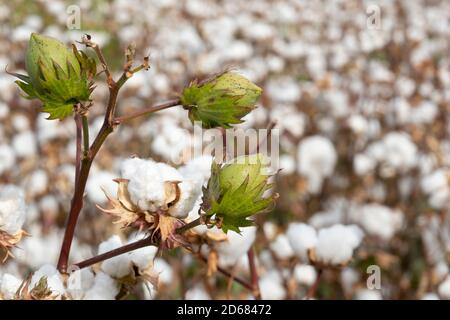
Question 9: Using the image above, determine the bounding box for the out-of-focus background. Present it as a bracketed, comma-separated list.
[0, 0, 449, 300]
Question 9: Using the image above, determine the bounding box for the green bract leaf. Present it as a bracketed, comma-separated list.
[42, 102, 74, 120]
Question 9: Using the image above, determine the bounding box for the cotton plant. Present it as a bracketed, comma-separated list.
[4, 33, 278, 300]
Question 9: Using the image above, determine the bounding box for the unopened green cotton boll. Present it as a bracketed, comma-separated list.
[181, 72, 262, 129]
[201, 154, 276, 233]
[12, 33, 95, 120]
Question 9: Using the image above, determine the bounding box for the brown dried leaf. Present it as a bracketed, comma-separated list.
[97, 187, 140, 228]
[207, 250, 218, 276]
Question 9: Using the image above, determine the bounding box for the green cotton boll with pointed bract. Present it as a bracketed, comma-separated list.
[180, 72, 262, 129]
[201, 154, 276, 234]
[13, 33, 95, 120]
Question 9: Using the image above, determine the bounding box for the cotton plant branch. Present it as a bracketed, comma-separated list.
[56, 37, 175, 273]
[74, 236, 157, 270]
[247, 246, 261, 300]
[72, 220, 256, 294]
[305, 268, 323, 299]
[114, 98, 181, 124]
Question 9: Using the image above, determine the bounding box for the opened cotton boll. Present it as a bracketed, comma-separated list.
[0, 185, 27, 235]
[349, 204, 404, 241]
[309, 224, 364, 267]
[216, 226, 256, 267]
[83, 272, 119, 300]
[259, 270, 286, 300]
[30, 264, 66, 299]
[286, 223, 318, 262]
[297, 136, 337, 194]
[98, 236, 132, 279]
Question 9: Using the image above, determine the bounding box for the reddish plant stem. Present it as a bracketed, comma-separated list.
[75, 237, 157, 270]
[247, 246, 261, 300]
[175, 217, 202, 234]
[186, 247, 254, 292]
[114, 98, 181, 124]
[306, 268, 323, 299]
[73, 230, 254, 292]
[57, 72, 129, 273]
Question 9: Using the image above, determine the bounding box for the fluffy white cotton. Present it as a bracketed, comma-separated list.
[286, 223, 318, 261]
[0, 144, 15, 175]
[266, 77, 301, 103]
[67, 268, 95, 300]
[86, 171, 117, 204]
[120, 157, 198, 217]
[421, 169, 449, 209]
[350, 204, 403, 240]
[294, 264, 317, 286]
[26, 169, 48, 196]
[30, 264, 66, 297]
[185, 285, 211, 300]
[128, 234, 158, 271]
[99, 236, 132, 278]
[340, 268, 360, 295]
[0, 185, 27, 234]
[438, 275, 450, 299]
[421, 293, 439, 300]
[12, 131, 36, 158]
[121, 157, 182, 211]
[366, 132, 417, 176]
[153, 258, 174, 285]
[270, 234, 294, 260]
[83, 272, 119, 300]
[259, 270, 286, 300]
[178, 155, 213, 188]
[297, 136, 337, 194]
[216, 226, 257, 267]
[354, 153, 376, 176]
[355, 289, 382, 300]
[348, 115, 369, 135]
[314, 224, 363, 266]
[168, 180, 201, 218]
[0, 273, 22, 299]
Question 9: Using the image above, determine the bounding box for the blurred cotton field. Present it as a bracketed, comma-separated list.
[0, 0, 450, 300]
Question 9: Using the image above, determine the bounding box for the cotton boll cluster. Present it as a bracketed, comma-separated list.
[297, 136, 337, 194]
[1, 0, 450, 301]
